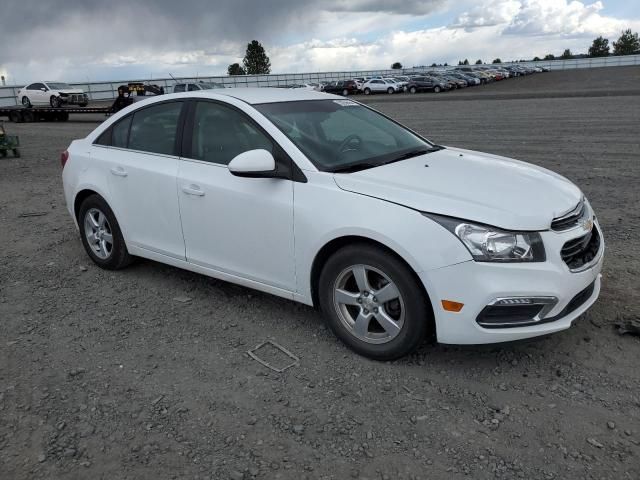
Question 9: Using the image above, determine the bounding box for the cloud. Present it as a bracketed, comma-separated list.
[451, 0, 521, 29]
[453, 0, 635, 38]
[0, 0, 638, 84]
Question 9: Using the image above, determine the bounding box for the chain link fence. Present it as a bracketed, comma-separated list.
[1, 54, 639, 107]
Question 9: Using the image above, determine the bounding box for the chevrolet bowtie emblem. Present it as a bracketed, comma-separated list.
[582, 218, 593, 232]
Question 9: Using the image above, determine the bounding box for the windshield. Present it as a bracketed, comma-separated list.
[255, 99, 434, 172]
[47, 82, 72, 90]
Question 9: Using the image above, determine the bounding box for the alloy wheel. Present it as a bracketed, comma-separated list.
[84, 208, 114, 259]
[333, 264, 405, 344]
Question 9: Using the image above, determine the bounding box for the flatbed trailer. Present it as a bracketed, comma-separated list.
[0, 82, 166, 123]
[0, 105, 113, 123]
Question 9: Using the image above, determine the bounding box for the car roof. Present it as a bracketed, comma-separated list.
[174, 87, 333, 104]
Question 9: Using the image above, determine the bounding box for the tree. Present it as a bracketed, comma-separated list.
[430, 63, 437, 67]
[613, 29, 640, 55]
[588, 36, 610, 57]
[391, 62, 402, 69]
[475, 59, 483, 64]
[561, 49, 573, 59]
[532, 56, 541, 61]
[492, 58, 502, 64]
[242, 40, 271, 75]
[544, 54, 555, 60]
[227, 63, 246, 75]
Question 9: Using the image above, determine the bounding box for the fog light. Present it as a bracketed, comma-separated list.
[477, 296, 558, 328]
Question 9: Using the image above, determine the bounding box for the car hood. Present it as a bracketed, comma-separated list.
[58, 89, 84, 94]
[333, 147, 582, 231]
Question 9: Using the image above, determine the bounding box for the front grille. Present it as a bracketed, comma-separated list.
[551, 201, 585, 231]
[561, 226, 600, 270]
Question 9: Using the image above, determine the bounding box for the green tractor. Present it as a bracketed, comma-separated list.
[0, 121, 20, 158]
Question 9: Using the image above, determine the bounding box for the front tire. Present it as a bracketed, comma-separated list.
[409, 86, 417, 94]
[342, 89, 349, 96]
[78, 195, 132, 270]
[50, 96, 62, 108]
[363, 88, 371, 95]
[433, 86, 441, 93]
[21, 96, 31, 108]
[318, 244, 431, 360]
[387, 87, 394, 94]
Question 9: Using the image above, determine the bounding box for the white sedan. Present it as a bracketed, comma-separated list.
[17, 81, 88, 108]
[61, 89, 604, 359]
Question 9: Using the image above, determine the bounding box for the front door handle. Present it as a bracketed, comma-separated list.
[110, 166, 128, 177]
[181, 184, 205, 196]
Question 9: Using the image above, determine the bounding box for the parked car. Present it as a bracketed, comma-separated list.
[61, 88, 604, 360]
[442, 75, 468, 88]
[362, 79, 401, 94]
[174, 82, 226, 93]
[428, 74, 458, 90]
[448, 73, 480, 86]
[17, 81, 88, 108]
[405, 76, 448, 93]
[321, 80, 359, 96]
[352, 77, 366, 90]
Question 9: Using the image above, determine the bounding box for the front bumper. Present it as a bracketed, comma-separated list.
[420, 221, 604, 344]
[60, 93, 88, 105]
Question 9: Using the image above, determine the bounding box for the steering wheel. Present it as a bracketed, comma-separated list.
[338, 134, 363, 153]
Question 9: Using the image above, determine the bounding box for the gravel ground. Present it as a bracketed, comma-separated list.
[1, 67, 639, 480]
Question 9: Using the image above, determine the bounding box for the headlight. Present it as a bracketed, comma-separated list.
[424, 213, 546, 262]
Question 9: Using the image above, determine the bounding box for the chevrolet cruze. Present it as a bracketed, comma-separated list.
[61, 88, 604, 359]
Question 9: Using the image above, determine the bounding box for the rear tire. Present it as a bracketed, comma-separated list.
[342, 89, 349, 96]
[409, 86, 417, 94]
[318, 244, 431, 360]
[12, 149, 20, 158]
[78, 195, 133, 270]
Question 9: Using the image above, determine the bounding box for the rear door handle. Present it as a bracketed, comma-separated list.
[181, 184, 205, 196]
[110, 166, 128, 177]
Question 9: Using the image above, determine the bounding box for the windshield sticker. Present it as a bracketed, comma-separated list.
[333, 99, 358, 107]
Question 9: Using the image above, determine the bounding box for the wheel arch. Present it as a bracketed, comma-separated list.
[73, 189, 101, 222]
[309, 235, 435, 336]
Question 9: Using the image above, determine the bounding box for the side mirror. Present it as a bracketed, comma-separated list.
[40, 87, 47, 92]
[228, 149, 276, 178]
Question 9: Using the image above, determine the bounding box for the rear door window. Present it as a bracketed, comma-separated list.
[112, 116, 132, 148]
[128, 102, 183, 155]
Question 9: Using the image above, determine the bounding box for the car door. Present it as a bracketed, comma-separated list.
[30, 83, 46, 104]
[371, 80, 385, 92]
[177, 100, 296, 291]
[92, 100, 186, 259]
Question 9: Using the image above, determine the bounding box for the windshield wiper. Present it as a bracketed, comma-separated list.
[329, 146, 444, 173]
[329, 162, 380, 173]
[382, 146, 444, 165]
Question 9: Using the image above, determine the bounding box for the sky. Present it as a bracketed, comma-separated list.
[1, 0, 639, 85]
